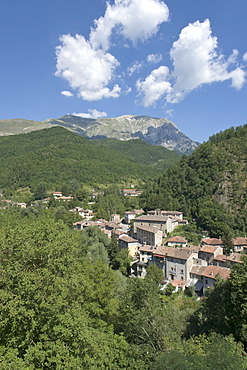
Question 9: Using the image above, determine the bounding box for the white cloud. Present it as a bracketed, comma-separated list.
[136, 66, 172, 106]
[137, 19, 246, 106]
[55, 34, 121, 101]
[147, 53, 163, 64]
[61, 90, 74, 97]
[56, 0, 169, 102]
[90, 0, 169, 50]
[72, 109, 107, 119]
[167, 19, 246, 102]
[243, 52, 247, 62]
[127, 61, 144, 76]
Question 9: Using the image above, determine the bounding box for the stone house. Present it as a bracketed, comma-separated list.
[152, 246, 197, 282]
[133, 214, 173, 234]
[147, 210, 183, 220]
[212, 253, 243, 268]
[198, 245, 223, 264]
[136, 224, 163, 246]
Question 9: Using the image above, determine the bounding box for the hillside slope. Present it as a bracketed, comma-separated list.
[0, 126, 180, 191]
[140, 125, 247, 236]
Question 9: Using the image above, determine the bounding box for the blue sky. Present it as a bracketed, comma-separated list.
[0, 0, 246, 143]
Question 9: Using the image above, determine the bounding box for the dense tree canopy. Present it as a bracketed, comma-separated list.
[0, 209, 246, 367]
[140, 124, 247, 236]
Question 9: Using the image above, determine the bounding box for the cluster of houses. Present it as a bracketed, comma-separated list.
[73, 208, 247, 296]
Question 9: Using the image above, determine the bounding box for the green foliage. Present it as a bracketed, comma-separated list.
[186, 257, 247, 347]
[141, 124, 247, 236]
[94, 137, 180, 172]
[168, 223, 203, 245]
[1, 204, 247, 367]
[0, 214, 139, 367]
[145, 264, 163, 285]
[0, 126, 179, 193]
[153, 333, 247, 370]
[113, 249, 132, 276]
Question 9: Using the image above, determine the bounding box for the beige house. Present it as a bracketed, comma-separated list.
[118, 235, 140, 258]
[133, 214, 173, 234]
[124, 209, 144, 224]
[147, 210, 183, 220]
[136, 224, 163, 246]
[136, 244, 155, 278]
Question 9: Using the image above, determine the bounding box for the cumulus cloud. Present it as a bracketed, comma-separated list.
[147, 53, 163, 64]
[55, 0, 169, 101]
[90, 0, 169, 50]
[243, 52, 247, 62]
[72, 109, 107, 119]
[137, 19, 246, 106]
[55, 34, 121, 101]
[167, 19, 245, 102]
[136, 66, 172, 106]
[61, 90, 74, 97]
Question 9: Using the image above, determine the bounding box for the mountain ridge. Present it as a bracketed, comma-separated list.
[0, 115, 199, 155]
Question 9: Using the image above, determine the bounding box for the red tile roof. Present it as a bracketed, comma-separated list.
[202, 238, 224, 246]
[167, 236, 187, 243]
[201, 265, 231, 280]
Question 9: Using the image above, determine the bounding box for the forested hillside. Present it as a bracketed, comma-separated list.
[93, 137, 179, 172]
[140, 124, 247, 237]
[0, 126, 180, 192]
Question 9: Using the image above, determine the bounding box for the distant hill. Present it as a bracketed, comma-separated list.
[0, 115, 199, 155]
[140, 124, 247, 236]
[0, 126, 180, 191]
[0, 118, 53, 136]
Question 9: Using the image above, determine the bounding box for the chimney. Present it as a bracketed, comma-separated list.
[155, 209, 162, 216]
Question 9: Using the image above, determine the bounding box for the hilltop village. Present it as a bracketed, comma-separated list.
[73, 205, 246, 297]
[1, 187, 246, 298]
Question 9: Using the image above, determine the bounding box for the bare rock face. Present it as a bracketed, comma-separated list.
[46, 114, 200, 155]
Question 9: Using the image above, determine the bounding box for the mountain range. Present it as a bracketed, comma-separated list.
[0, 115, 200, 155]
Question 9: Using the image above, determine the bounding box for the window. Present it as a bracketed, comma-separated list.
[181, 269, 184, 273]
[142, 258, 144, 262]
[205, 279, 208, 284]
[181, 276, 184, 280]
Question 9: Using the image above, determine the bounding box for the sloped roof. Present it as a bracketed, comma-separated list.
[232, 237, 247, 246]
[167, 236, 187, 243]
[201, 265, 231, 279]
[202, 238, 224, 246]
[154, 246, 195, 260]
[136, 224, 161, 233]
[119, 235, 138, 243]
[199, 245, 220, 254]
